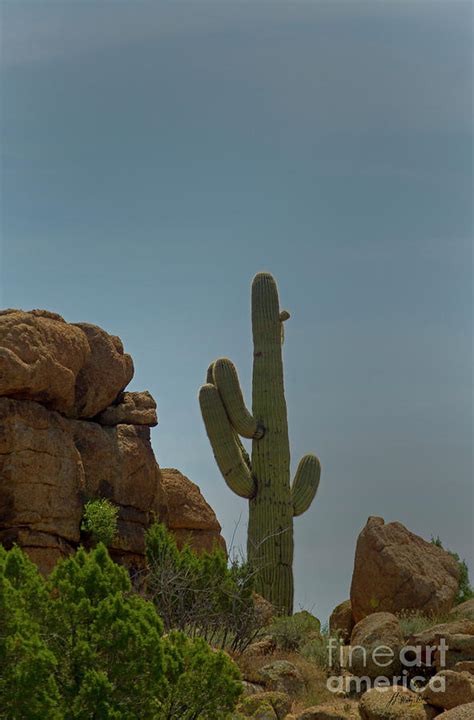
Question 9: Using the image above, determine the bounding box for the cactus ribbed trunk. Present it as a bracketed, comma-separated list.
[249, 273, 294, 611]
[199, 272, 321, 615]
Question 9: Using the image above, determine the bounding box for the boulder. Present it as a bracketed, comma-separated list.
[434, 634, 474, 670]
[258, 660, 305, 695]
[330, 600, 355, 644]
[407, 619, 474, 649]
[434, 702, 474, 718]
[96, 391, 157, 426]
[349, 612, 404, 680]
[72, 323, 134, 418]
[296, 703, 359, 719]
[455, 662, 474, 675]
[421, 669, 474, 710]
[239, 691, 291, 720]
[351, 517, 460, 622]
[359, 686, 438, 719]
[0, 398, 84, 572]
[451, 600, 474, 622]
[0, 309, 90, 415]
[160, 468, 226, 554]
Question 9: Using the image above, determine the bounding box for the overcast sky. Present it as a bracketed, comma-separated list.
[1, 0, 472, 621]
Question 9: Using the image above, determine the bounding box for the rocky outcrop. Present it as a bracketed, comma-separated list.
[96, 391, 157, 427]
[329, 599, 354, 644]
[350, 517, 460, 622]
[72, 322, 134, 418]
[0, 397, 84, 572]
[160, 468, 226, 554]
[0, 309, 90, 416]
[0, 309, 225, 573]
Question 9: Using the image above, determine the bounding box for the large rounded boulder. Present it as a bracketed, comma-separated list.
[350, 517, 460, 622]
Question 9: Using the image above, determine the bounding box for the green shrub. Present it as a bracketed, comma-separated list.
[81, 498, 119, 547]
[145, 522, 263, 652]
[397, 609, 452, 639]
[431, 536, 473, 605]
[300, 625, 342, 672]
[0, 544, 242, 719]
[267, 610, 321, 651]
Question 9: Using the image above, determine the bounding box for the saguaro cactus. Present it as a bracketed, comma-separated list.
[199, 272, 321, 614]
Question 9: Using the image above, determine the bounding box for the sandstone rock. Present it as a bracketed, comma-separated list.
[349, 612, 404, 680]
[434, 634, 474, 670]
[330, 600, 355, 644]
[245, 638, 276, 656]
[96, 391, 157, 427]
[258, 660, 305, 695]
[296, 702, 359, 719]
[253, 592, 276, 627]
[0, 310, 135, 419]
[451, 600, 474, 622]
[455, 662, 474, 675]
[408, 619, 474, 649]
[422, 670, 474, 710]
[359, 686, 438, 719]
[72, 323, 134, 418]
[434, 702, 474, 718]
[71, 419, 167, 567]
[0, 309, 90, 415]
[242, 681, 266, 696]
[160, 468, 226, 554]
[0, 398, 84, 573]
[351, 517, 460, 623]
[239, 691, 291, 720]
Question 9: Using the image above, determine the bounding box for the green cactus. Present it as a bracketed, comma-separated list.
[199, 272, 321, 614]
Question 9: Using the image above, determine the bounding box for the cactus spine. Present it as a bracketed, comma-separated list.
[199, 272, 321, 614]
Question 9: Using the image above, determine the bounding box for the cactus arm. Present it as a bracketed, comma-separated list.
[291, 454, 321, 517]
[198, 383, 256, 499]
[212, 358, 264, 440]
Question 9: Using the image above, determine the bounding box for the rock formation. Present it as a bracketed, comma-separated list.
[0, 309, 225, 573]
[350, 516, 460, 622]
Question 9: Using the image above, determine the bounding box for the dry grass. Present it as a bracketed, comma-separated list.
[233, 647, 356, 715]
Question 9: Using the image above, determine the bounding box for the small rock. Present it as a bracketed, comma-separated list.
[96, 391, 157, 426]
[242, 681, 266, 697]
[239, 691, 291, 720]
[455, 661, 474, 675]
[296, 701, 359, 719]
[258, 660, 305, 695]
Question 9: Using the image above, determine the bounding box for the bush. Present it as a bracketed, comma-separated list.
[267, 611, 321, 652]
[145, 522, 263, 652]
[300, 625, 342, 673]
[431, 536, 473, 605]
[0, 544, 242, 719]
[397, 609, 452, 639]
[81, 498, 119, 547]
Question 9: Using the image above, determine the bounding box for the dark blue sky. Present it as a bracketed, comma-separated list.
[1, 1, 472, 619]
